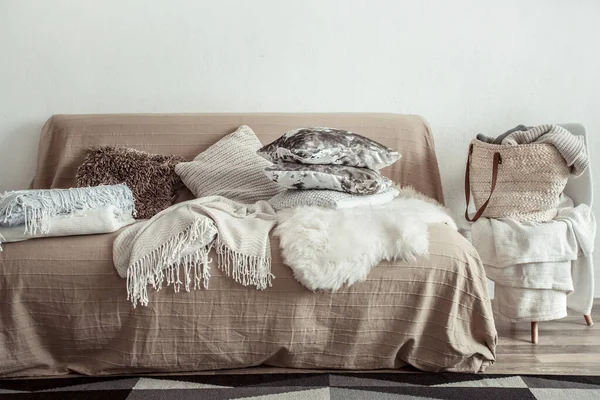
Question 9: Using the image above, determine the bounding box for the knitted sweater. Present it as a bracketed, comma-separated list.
[477, 124, 588, 177]
[502, 124, 588, 177]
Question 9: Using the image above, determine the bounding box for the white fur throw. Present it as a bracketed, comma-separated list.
[274, 188, 457, 291]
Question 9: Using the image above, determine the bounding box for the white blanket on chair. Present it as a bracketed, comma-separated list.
[274, 188, 457, 291]
[472, 195, 596, 316]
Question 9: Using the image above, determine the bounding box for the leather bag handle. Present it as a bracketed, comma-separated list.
[464, 144, 502, 222]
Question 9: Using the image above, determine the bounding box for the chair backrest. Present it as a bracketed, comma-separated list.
[559, 123, 593, 207]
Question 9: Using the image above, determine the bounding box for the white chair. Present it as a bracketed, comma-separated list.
[560, 123, 594, 208]
[468, 123, 595, 344]
[559, 123, 594, 327]
[529, 123, 595, 343]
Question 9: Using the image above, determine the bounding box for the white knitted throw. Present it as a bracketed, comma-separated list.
[502, 124, 588, 176]
[113, 196, 277, 307]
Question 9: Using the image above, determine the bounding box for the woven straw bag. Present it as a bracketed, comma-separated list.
[465, 138, 570, 222]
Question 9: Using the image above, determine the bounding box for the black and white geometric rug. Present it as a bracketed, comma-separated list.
[1, 373, 600, 399]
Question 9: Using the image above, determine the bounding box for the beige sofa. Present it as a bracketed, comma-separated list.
[0, 113, 496, 377]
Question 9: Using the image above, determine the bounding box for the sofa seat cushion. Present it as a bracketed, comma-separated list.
[0, 223, 496, 377]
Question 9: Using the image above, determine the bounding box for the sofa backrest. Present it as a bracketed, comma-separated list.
[32, 113, 445, 204]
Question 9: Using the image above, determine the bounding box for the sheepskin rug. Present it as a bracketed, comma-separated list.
[274, 187, 457, 291]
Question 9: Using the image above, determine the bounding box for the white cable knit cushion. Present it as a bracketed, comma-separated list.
[175, 125, 284, 204]
[269, 187, 399, 211]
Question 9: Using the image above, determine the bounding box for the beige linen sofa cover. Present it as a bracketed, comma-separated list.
[0, 113, 496, 377]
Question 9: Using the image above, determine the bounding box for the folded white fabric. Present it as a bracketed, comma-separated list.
[0, 206, 135, 249]
[473, 215, 578, 268]
[472, 194, 596, 316]
[484, 262, 574, 293]
[554, 198, 596, 315]
[268, 186, 399, 211]
[0, 184, 135, 234]
[492, 284, 568, 323]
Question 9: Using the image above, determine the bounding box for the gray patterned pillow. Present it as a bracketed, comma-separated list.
[264, 163, 392, 195]
[257, 127, 401, 170]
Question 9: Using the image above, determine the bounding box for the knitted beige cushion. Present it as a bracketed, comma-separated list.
[175, 125, 284, 204]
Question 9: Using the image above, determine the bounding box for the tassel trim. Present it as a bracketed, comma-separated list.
[216, 241, 273, 290]
[126, 217, 273, 308]
[0, 184, 135, 235]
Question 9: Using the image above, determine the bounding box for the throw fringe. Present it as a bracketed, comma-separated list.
[126, 216, 274, 307]
[216, 241, 274, 290]
[0, 184, 135, 235]
[126, 217, 214, 308]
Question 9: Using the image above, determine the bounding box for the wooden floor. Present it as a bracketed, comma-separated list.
[492, 298, 599, 375]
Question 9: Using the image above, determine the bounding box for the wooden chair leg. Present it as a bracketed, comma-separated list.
[584, 315, 594, 326]
[531, 321, 538, 344]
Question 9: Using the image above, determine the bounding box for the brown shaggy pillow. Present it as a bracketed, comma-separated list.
[75, 146, 185, 219]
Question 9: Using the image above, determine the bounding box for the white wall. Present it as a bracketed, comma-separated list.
[1, 0, 599, 295]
